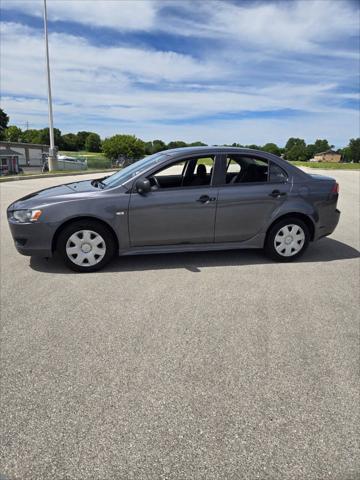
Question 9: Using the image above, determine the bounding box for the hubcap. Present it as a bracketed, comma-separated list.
[66, 230, 106, 266]
[274, 224, 305, 257]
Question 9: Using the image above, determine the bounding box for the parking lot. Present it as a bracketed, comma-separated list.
[0, 169, 359, 479]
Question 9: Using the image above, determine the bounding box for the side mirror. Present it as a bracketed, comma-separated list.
[135, 178, 151, 195]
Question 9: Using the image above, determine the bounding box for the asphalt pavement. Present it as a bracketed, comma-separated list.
[0, 169, 359, 480]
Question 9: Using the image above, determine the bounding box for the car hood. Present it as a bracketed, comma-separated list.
[8, 180, 100, 210]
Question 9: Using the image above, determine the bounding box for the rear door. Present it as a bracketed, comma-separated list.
[129, 155, 219, 247]
[215, 154, 291, 242]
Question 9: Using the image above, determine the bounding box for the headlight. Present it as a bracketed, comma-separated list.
[12, 209, 42, 223]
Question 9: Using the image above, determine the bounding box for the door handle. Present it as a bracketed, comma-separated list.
[269, 190, 287, 198]
[196, 195, 216, 203]
[197, 195, 210, 203]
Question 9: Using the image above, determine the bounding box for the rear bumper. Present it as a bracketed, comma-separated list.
[314, 208, 340, 240]
[8, 220, 54, 257]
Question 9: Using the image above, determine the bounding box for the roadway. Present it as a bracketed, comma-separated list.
[0, 169, 359, 479]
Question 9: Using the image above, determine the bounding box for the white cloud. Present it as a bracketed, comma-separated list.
[3, 94, 358, 148]
[2, 0, 357, 57]
[159, 0, 358, 56]
[0, 21, 222, 91]
[0, 0, 358, 147]
[220, 0, 356, 48]
[1, 0, 157, 31]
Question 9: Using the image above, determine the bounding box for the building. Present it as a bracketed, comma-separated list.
[0, 148, 21, 175]
[0, 141, 51, 167]
[313, 149, 342, 163]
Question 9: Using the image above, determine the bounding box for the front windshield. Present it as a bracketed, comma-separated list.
[102, 152, 170, 189]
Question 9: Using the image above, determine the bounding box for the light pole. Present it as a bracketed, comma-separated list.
[43, 0, 57, 171]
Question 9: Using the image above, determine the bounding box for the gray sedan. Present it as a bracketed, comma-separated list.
[7, 147, 340, 272]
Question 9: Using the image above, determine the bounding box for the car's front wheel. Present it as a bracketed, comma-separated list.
[265, 217, 310, 262]
[57, 220, 116, 272]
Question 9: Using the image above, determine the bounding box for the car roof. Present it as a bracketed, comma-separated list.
[166, 146, 266, 155]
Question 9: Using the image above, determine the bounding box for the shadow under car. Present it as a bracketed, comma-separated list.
[29, 237, 360, 274]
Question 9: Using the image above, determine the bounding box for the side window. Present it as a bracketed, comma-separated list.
[153, 160, 186, 177]
[188, 157, 214, 186]
[269, 163, 288, 183]
[226, 158, 241, 184]
[149, 156, 214, 189]
[225, 155, 268, 184]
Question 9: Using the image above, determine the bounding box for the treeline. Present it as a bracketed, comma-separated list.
[1, 125, 102, 152]
[100, 135, 360, 164]
[0, 109, 359, 162]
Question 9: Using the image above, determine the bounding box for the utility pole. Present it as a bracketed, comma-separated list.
[43, 0, 57, 171]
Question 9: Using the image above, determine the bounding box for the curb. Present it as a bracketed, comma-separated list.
[0, 169, 116, 183]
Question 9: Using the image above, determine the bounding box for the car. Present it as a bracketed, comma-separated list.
[7, 147, 340, 272]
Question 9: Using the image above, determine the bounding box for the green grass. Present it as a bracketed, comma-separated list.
[289, 161, 360, 170]
[198, 157, 214, 166]
[86, 157, 112, 169]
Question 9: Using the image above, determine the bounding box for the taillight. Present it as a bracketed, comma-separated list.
[331, 182, 339, 194]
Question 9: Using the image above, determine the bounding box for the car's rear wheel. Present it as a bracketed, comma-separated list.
[265, 217, 310, 262]
[57, 220, 116, 272]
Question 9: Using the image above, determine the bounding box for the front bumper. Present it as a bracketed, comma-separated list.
[8, 219, 55, 257]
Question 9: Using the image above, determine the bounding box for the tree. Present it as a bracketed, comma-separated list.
[348, 138, 360, 163]
[313, 139, 332, 154]
[4, 125, 22, 142]
[21, 129, 41, 144]
[102, 134, 145, 161]
[0, 108, 9, 139]
[287, 144, 307, 162]
[167, 141, 188, 149]
[61, 133, 79, 151]
[305, 144, 316, 160]
[150, 139, 167, 153]
[189, 141, 207, 147]
[144, 139, 167, 155]
[338, 146, 350, 162]
[245, 144, 261, 150]
[285, 138, 307, 161]
[144, 141, 153, 155]
[285, 138, 305, 151]
[314, 138, 334, 153]
[76, 131, 93, 150]
[85, 133, 101, 152]
[37, 127, 62, 147]
[262, 143, 281, 156]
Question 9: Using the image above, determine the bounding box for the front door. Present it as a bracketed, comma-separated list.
[129, 155, 218, 247]
[215, 154, 291, 242]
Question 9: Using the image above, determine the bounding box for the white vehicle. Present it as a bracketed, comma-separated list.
[42, 155, 87, 171]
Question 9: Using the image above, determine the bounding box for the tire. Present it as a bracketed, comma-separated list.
[56, 220, 116, 272]
[265, 217, 310, 262]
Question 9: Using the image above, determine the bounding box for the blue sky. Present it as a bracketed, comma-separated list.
[1, 0, 359, 147]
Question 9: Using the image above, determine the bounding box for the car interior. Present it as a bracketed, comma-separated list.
[149, 156, 214, 189]
[147, 155, 286, 190]
[225, 156, 268, 184]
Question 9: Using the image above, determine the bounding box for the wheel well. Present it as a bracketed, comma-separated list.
[266, 213, 315, 243]
[52, 217, 119, 253]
